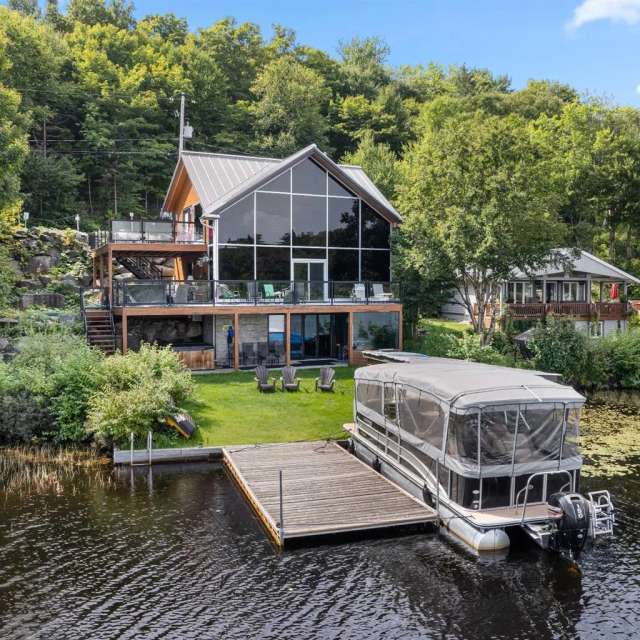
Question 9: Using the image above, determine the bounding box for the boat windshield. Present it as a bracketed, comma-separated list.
[446, 403, 578, 472]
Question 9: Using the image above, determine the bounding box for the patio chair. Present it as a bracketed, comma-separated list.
[315, 367, 335, 392]
[352, 283, 366, 302]
[254, 365, 276, 392]
[371, 282, 393, 301]
[262, 283, 286, 302]
[174, 283, 189, 304]
[217, 283, 240, 300]
[280, 366, 300, 392]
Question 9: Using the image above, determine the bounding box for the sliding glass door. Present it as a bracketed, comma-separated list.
[292, 259, 327, 302]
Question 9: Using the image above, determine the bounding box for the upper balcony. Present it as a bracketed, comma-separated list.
[505, 301, 631, 321]
[108, 279, 401, 309]
[89, 220, 206, 251]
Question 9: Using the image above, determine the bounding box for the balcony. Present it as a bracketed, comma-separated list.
[111, 280, 401, 308]
[505, 302, 631, 320]
[89, 220, 204, 248]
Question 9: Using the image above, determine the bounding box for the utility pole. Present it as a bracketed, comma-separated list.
[178, 92, 185, 155]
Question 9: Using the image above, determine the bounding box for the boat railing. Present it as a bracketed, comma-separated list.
[516, 470, 573, 523]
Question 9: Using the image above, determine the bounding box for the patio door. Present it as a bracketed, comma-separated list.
[292, 259, 327, 302]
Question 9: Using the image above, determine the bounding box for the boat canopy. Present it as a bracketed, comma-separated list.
[354, 357, 584, 477]
[354, 357, 584, 411]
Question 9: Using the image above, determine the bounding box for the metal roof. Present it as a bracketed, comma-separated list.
[510, 248, 640, 284]
[166, 144, 402, 224]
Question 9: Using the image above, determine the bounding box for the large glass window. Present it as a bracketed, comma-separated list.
[352, 312, 399, 350]
[329, 175, 355, 197]
[219, 195, 254, 244]
[362, 250, 390, 282]
[361, 202, 390, 248]
[218, 246, 254, 280]
[292, 159, 326, 194]
[260, 170, 290, 193]
[256, 247, 290, 281]
[328, 198, 358, 247]
[329, 250, 358, 281]
[292, 195, 326, 246]
[256, 193, 290, 245]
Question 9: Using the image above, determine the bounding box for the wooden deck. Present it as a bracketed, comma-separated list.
[223, 441, 437, 546]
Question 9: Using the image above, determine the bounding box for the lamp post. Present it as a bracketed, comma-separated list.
[75, 214, 80, 232]
[22, 211, 30, 228]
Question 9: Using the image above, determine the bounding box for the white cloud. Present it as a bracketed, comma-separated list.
[568, 0, 640, 29]
[636, 84, 640, 94]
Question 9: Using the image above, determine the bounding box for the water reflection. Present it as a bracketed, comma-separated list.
[0, 463, 638, 639]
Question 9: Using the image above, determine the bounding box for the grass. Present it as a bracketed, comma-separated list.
[182, 367, 355, 446]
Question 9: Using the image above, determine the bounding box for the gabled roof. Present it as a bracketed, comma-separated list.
[163, 144, 402, 224]
[511, 248, 640, 284]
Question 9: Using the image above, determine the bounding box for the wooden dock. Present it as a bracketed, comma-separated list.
[223, 441, 437, 546]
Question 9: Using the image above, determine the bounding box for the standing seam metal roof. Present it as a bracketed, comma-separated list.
[168, 145, 402, 224]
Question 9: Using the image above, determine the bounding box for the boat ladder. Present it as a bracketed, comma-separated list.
[588, 490, 615, 538]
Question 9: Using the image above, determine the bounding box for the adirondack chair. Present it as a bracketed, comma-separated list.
[255, 365, 276, 392]
[352, 283, 366, 302]
[280, 366, 300, 392]
[315, 367, 335, 392]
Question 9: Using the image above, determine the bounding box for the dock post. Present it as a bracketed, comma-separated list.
[130, 432, 134, 466]
[147, 431, 153, 466]
[278, 469, 284, 543]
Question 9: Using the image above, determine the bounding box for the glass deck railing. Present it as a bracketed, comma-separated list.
[112, 280, 401, 307]
[89, 220, 204, 247]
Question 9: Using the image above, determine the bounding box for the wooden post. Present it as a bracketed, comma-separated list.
[92, 255, 97, 288]
[600, 281, 604, 302]
[233, 313, 239, 369]
[347, 311, 353, 366]
[398, 307, 403, 350]
[107, 246, 113, 306]
[98, 253, 104, 289]
[285, 312, 291, 366]
[121, 312, 128, 354]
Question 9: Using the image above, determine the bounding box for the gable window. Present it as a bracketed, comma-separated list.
[292, 159, 326, 195]
[219, 195, 253, 244]
[259, 170, 291, 193]
[361, 202, 390, 249]
[256, 193, 289, 245]
[328, 198, 358, 247]
[292, 195, 326, 246]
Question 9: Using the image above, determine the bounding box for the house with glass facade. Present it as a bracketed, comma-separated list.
[88, 144, 403, 369]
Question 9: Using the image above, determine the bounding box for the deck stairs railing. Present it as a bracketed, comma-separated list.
[116, 255, 164, 280]
[81, 288, 116, 355]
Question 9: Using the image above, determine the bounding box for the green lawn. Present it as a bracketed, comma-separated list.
[404, 317, 471, 356]
[182, 367, 355, 446]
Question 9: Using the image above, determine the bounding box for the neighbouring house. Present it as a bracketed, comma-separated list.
[442, 248, 640, 337]
[85, 144, 403, 369]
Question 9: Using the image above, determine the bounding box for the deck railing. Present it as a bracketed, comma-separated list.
[505, 301, 631, 320]
[112, 279, 401, 307]
[89, 220, 203, 248]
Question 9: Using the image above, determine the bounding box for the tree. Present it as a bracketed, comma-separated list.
[341, 131, 399, 200]
[251, 56, 329, 156]
[337, 36, 390, 99]
[397, 110, 567, 341]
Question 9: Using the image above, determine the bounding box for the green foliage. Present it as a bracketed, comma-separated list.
[446, 332, 513, 366]
[86, 343, 193, 446]
[0, 244, 20, 311]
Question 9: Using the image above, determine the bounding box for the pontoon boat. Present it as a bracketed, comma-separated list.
[347, 354, 615, 555]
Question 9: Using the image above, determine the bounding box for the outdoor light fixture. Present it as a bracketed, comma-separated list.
[22, 211, 30, 227]
[129, 211, 134, 221]
[75, 214, 80, 232]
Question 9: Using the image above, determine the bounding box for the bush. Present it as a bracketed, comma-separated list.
[598, 331, 640, 389]
[529, 319, 608, 388]
[446, 333, 514, 366]
[86, 344, 193, 446]
[0, 389, 56, 444]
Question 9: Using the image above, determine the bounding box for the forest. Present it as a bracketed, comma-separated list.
[2, 0, 640, 315]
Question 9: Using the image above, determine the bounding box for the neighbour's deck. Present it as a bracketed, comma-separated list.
[223, 441, 437, 546]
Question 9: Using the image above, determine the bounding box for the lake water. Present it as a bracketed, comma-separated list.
[1, 460, 639, 639]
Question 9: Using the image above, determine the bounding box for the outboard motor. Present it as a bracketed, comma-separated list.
[548, 492, 592, 556]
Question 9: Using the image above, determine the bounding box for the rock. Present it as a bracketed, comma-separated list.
[0, 337, 10, 352]
[20, 292, 66, 309]
[29, 254, 55, 274]
[38, 275, 51, 286]
[17, 279, 40, 290]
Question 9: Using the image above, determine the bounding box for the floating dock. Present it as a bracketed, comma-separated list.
[223, 440, 438, 546]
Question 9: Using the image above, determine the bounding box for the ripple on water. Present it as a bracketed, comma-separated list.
[0, 463, 639, 640]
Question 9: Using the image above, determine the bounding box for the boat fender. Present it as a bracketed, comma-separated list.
[372, 457, 382, 473]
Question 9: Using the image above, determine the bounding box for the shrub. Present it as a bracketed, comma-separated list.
[529, 319, 608, 388]
[446, 333, 513, 366]
[598, 330, 640, 389]
[86, 344, 193, 446]
[49, 346, 106, 443]
[0, 389, 55, 444]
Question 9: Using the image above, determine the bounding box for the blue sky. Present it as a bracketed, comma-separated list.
[72, 1, 640, 105]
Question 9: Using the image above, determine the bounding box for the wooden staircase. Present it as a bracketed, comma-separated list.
[115, 255, 163, 279]
[84, 308, 116, 354]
